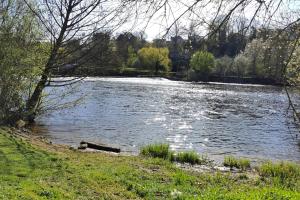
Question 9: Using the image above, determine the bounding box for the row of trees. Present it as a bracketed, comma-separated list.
[64, 32, 172, 76]
[187, 28, 299, 84]
[63, 24, 298, 85]
[212, 30, 294, 83]
[51, 11, 298, 85]
[54, 16, 261, 76]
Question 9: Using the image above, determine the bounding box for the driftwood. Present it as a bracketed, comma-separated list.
[79, 141, 121, 153]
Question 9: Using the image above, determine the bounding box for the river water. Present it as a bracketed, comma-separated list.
[35, 77, 300, 162]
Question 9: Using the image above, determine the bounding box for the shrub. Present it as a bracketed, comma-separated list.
[223, 156, 251, 170]
[140, 144, 173, 160]
[190, 51, 215, 77]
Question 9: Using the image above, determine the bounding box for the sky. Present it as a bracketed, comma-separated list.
[38, 0, 300, 42]
[117, 0, 300, 41]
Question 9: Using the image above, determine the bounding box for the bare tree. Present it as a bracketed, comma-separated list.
[22, 0, 141, 121]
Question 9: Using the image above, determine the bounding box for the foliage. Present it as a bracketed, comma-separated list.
[1, 128, 300, 199]
[116, 32, 138, 64]
[137, 47, 171, 73]
[214, 55, 234, 76]
[190, 51, 215, 76]
[243, 36, 291, 80]
[232, 53, 251, 76]
[0, 0, 49, 124]
[243, 38, 266, 77]
[287, 46, 300, 86]
[127, 46, 138, 67]
[168, 36, 189, 72]
[223, 156, 251, 170]
[41, 26, 297, 85]
[89, 32, 113, 68]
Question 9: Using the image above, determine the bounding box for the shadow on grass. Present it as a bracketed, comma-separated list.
[0, 133, 58, 178]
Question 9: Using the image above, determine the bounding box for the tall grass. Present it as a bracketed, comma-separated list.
[259, 161, 300, 180]
[175, 151, 210, 165]
[140, 144, 209, 165]
[176, 151, 200, 165]
[223, 156, 251, 170]
[258, 161, 300, 188]
[140, 144, 173, 160]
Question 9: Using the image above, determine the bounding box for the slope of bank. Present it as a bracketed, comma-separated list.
[0, 127, 299, 199]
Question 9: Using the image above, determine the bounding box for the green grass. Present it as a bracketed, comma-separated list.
[224, 156, 251, 170]
[140, 143, 174, 160]
[140, 144, 209, 165]
[176, 151, 200, 165]
[258, 161, 300, 188]
[1, 128, 300, 199]
[175, 151, 210, 165]
[259, 161, 300, 178]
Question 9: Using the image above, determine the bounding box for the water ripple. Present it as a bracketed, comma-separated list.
[35, 77, 300, 162]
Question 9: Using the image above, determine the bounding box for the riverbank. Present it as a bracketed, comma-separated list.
[1, 127, 300, 199]
[65, 67, 284, 86]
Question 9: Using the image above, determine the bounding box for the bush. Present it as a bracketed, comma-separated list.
[140, 144, 173, 160]
[190, 51, 215, 78]
[223, 156, 251, 170]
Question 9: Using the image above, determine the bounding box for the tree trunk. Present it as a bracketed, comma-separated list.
[25, 74, 48, 122]
[25, 45, 61, 122]
[25, 2, 73, 122]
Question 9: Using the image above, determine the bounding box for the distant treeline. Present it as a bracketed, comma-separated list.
[55, 22, 296, 85]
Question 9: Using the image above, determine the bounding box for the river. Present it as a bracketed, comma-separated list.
[34, 77, 300, 162]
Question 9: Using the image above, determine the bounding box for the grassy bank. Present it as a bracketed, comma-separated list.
[0, 128, 300, 199]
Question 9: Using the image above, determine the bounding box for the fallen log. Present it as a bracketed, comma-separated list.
[79, 141, 121, 153]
